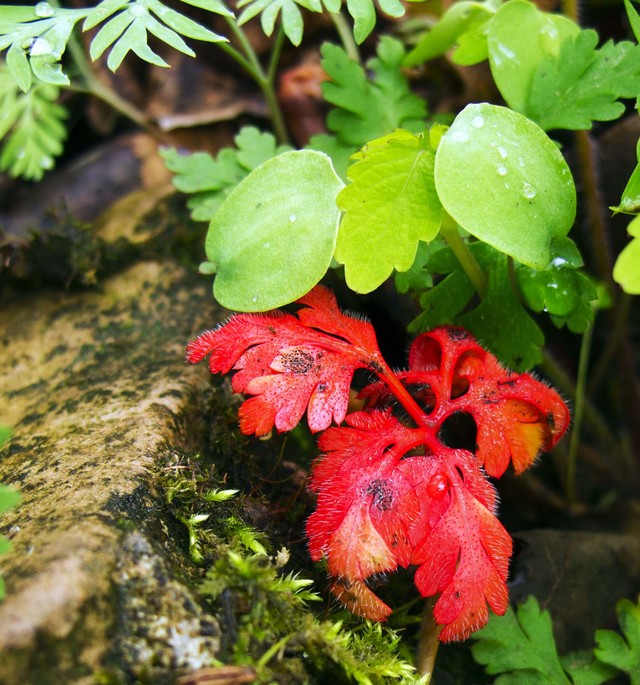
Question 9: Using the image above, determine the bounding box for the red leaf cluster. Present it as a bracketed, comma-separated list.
[186, 286, 569, 641]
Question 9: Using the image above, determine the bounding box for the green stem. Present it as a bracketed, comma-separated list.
[565, 312, 595, 505]
[257, 633, 293, 669]
[267, 26, 285, 85]
[440, 213, 488, 298]
[330, 11, 361, 63]
[541, 350, 620, 460]
[415, 598, 440, 682]
[223, 16, 290, 144]
[50, 0, 163, 139]
[561, 0, 580, 23]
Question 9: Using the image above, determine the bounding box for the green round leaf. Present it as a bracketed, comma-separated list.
[434, 103, 576, 269]
[487, 0, 579, 113]
[206, 150, 344, 311]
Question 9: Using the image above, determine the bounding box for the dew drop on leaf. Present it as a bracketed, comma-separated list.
[471, 116, 485, 129]
[522, 182, 536, 199]
[427, 472, 448, 499]
[451, 130, 470, 143]
[289, 214, 297, 222]
[496, 164, 508, 176]
[34, 1, 54, 17]
[497, 146, 508, 160]
[40, 155, 54, 170]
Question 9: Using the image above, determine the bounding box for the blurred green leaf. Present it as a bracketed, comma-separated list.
[594, 596, 640, 685]
[613, 215, 640, 295]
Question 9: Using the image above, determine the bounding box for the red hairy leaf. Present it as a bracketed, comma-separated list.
[187, 289, 570, 641]
[186, 286, 391, 434]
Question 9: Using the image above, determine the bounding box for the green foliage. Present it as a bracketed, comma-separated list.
[434, 102, 576, 269]
[471, 596, 620, 685]
[161, 126, 292, 222]
[237, 0, 322, 46]
[525, 31, 640, 131]
[84, 0, 229, 72]
[0, 4, 86, 89]
[201, 541, 421, 684]
[0, 64, 67, 179]
[310, 36, 427, 177]
[614, 216, 640, 295]
[594, 597, 640, 684]
[0, 426, 19, 602]
[202, 149, 344, 311]
[335, 129, 441, 293]
[612, 139, 640, 216]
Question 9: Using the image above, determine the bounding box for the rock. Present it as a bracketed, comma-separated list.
[0, 261, 225, 684]
[510, 529, 640, 653]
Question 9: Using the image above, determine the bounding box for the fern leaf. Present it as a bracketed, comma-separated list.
[0, 65, 67, 180]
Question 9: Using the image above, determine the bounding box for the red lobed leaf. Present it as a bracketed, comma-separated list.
[188, 290, 571, 641]
[186, 286, 391, 435]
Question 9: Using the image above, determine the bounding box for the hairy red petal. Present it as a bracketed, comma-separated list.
[329, 579, 392, 622]
[412, 459, 511, 642]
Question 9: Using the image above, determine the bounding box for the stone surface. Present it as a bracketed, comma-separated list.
[511, 529, 640, 653]
[0, 261, 225, 684]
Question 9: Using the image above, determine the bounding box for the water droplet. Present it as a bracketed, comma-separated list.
[471, 115, 484, 129]
[40, 155, 54, 169]
[16, 150, 25, 160]
[504, 182, 510, 189]
[30, 36, 52, 56]
[251, 295, 258, 303]
[34, 1, 54, 17]
[263, 241, 270, 248]
[496, 42, 517, 61]
[552, 256, 568, 267]
[496, 164, 508, 176]
[497, 146, 508, 160]
[289, 214, 296, 222]
[451, 130, 469, 143]
[522, 182, 536, 199]
[518, 157, 525, 168]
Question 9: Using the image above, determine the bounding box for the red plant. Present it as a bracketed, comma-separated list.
[186, 286, 569, 641]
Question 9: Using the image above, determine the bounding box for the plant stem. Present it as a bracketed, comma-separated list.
[561, 0, 579, 23]
[223, 17, 290, 145]
[51, 0, 164, 140]
[415, 598, 441, 681]
[541, 349, 621, 460]
[440, 212, 488, 298]
[330, 11, 361, 63]
[565, 312, 594, 505]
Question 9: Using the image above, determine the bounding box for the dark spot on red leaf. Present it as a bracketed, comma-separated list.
[281, 349, 315, 374]
[367, 479, 394, 511]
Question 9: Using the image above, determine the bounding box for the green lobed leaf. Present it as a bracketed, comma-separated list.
[560, 651, 619, 685]
[434, 103, 576, 269]
[161, 126, 292, 222]
[594, 596, 640, 684]
[321, 36, 427, 149]
[471, 596, 571, 683]
[611, 141, 640, 215]
[205, 149, 344, 311]
[526, 31, 640, 131]
[613, 215, 640, 295]
[458, 251, 544, 370]
[486, 0, 579, 114]
[335, 129, 442, 293]
[407, 242, 544, 370]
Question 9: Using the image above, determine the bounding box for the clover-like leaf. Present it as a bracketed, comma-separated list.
[435, 103, 576, 270]
[335, 130, 442, 293]
[202, 151, 343, 311]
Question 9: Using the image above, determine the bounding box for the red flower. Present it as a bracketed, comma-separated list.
[187, 286, 569, 641]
